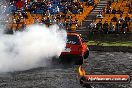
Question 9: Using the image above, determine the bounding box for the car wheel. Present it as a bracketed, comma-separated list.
[75, 56, 84, 65]
[84, 50, 89, 59]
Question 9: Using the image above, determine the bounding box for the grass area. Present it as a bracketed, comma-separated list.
[87, 41, 132, 47]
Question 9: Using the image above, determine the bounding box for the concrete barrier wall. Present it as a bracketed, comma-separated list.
[89, 45, 132, 52]
[87, 34, 132, 42]
[77, 31, 132, 42]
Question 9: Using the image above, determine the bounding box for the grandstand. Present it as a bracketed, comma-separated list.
[4, 0, 98, 32]
[1, 0, 132, 34]
[94, 0, 132, 33]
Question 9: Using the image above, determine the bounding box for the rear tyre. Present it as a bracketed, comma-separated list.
[84, 50, 89, 59]
[75, 56, 84, 65]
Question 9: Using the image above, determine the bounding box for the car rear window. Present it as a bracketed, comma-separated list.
[67, 35, 80, 45]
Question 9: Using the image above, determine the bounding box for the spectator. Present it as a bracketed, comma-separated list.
[103, 21, 109, 34]
[102, 7, 106, 16]
[78, 5, 83, 14]
[16, 0, 24, 9]
[21, 20, 26, 31]
[51, 15, 57, 24]
[125, 14, 131, 22]
[111, 14, 118, 22]
[16, 16, 21, 23]
[121, 21, 129, 33]
[45, 17, 51, 26]
[89, 20, 96, 32]
[87, 0, 94, 6]
[116, 21, 122, 33]
[22, 12, 28, 19]
[109, 21, 115, 33]
[56, 14, 61, 20]
[58, 20, 64, 29]
[118, 15, 125, 23]
[96, 20, 102, 32]
[111, 8, 116, 14]
[108, 0, 112, 6]
[72, 6, 79, 14]
[116, 8, 123, 14]
[128, 8, 132, 14]
[63, 7, 68, 14]
[41, 16, 46, 24]
[106, 5, 111, 14]
[106, 8, 111, 14]
[34, 18, 40, 23]
[96, 11, 103, 19]
[126, 0, 131, 9]
[125, 14, 131, 27]
[115, 0, 119, 2]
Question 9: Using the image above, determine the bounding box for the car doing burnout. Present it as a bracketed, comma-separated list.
[60, 33, 89, 65]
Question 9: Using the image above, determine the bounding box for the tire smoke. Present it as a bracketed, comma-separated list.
[0, 24, 67, 72]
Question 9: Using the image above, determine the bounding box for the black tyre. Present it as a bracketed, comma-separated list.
[75, 56, 84, 65]
[84, 50, 89, 59]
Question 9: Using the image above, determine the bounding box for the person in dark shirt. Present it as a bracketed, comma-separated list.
[125, 14, 131, 26]
[45, 17, 51, 26]
[108, 0, 112, 6]
[129, 8, 132, 14]
[111, 15, 118, 22]
[63, 7, 68, 14]
[79, 5, 84, 14]
[22, 12, 28, 19]
[121, 21, 129, 33]
[21, 20, 26, 31]
[41, 16, 46, 24]
[117, 8, 123, 14]
[109, 21, 115, 33]
[103, 21, 108, 34]
[125, 14, 131, 22]
[96, 21, 103, 32]
[116, 21, 122, 33]
[87, 0, 94, 6]
[106, 6, 111, 14]
[112, 8, 116, 14]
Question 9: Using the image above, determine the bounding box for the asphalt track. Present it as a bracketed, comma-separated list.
[0, 51, 132, 88]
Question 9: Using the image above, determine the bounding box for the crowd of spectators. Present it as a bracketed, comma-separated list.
[1, 0, 97, 32]
[89, 0, 132, 34]
[90, 14, 131, 34]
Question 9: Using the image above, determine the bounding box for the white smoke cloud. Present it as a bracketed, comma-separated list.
[0, 24, 67, 72]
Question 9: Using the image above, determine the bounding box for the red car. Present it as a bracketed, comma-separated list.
[60, 32, 89, 65]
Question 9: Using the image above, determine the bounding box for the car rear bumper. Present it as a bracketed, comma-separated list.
[59, 54, 82, 59]
[59, 54, 82, 62]
[59, 54, 84, 65]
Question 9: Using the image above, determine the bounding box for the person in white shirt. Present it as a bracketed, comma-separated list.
[118, 16, 125, 22]
[89, 20, 96, 32]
